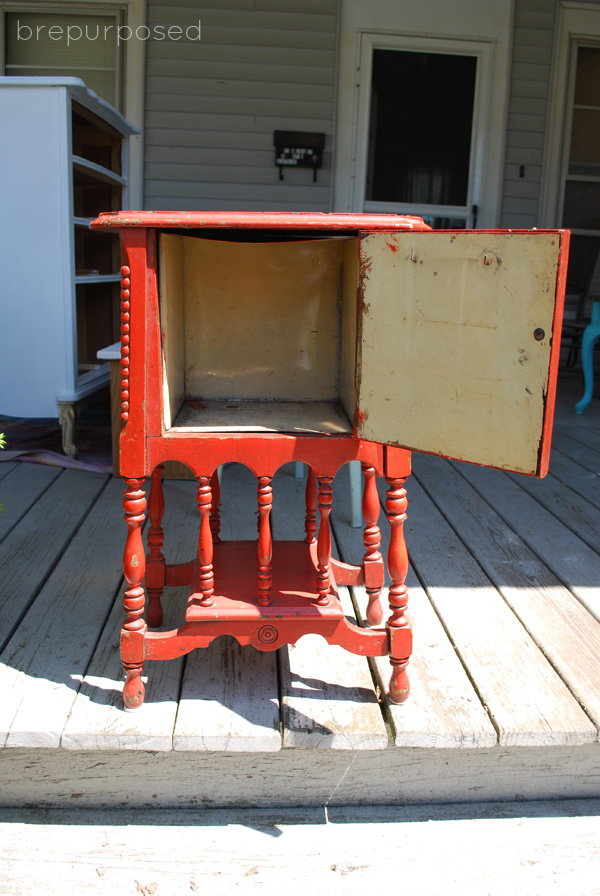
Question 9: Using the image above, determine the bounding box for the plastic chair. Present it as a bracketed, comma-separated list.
[575, 300, 600, 414]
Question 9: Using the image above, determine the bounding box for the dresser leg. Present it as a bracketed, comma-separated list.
[122, 477, 148, 710]
[58, 401, 78, 458]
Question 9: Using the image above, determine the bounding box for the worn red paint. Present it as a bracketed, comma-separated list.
[91, 211, 568, 712]
[91, 211, 420, 710]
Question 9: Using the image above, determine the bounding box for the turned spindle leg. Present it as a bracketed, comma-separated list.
[121, 478, 148, 710]
[304, 467, 317, 544]
[257, 475, 273, 606]
[361, 463, 384, 626]
[146, 464, 165, 628]
[316, 476, 333, 605]
[196, 476, 215, 606]
[385, 475, 411, 703]
[210, 468, 221, 544]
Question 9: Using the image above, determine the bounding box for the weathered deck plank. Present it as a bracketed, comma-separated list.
[0, 474, 121, 748]
[1, 800, 599, 896]
[175, 638, 282, 751]
[0, 462, 62, 544]
[455, 461, 600, 623]
[507, 466, 600, 552]
[546, 447, 600, 517]
[174, 465, 281, 752]
[274, 465, 389, 749]
[1, 742, 599, 808]
[330, 473, 498, 749]
[402, 466, 596, 747]
[0, 469, 108, 652]
[0, 377, 598, 806]
[414, 454, 600, 741]
[61, 584, 184, 751]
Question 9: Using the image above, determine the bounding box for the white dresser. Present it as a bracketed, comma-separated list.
[0, 77, 137, 455]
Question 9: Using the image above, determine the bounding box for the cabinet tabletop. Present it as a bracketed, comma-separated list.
[90, 210, 432, 232]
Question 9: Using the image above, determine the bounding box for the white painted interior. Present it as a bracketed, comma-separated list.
[158, 233, 358, 433]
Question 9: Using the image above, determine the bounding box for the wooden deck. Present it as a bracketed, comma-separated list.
[0, 374, 599, 808]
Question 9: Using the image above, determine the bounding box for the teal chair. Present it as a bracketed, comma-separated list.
[575, 299, 600, 414]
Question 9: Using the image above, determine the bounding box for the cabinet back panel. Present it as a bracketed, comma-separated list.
[172, 236, 348, 402]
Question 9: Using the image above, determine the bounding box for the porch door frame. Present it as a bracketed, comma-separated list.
[333, 21, 511, 227]
[540, 2, 600, 229]
[354, 33, 492, 227]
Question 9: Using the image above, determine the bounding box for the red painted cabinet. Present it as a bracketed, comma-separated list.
[91, 211, 568, 710]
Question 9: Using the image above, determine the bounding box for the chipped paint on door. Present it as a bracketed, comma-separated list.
[356, 231, 566, 475]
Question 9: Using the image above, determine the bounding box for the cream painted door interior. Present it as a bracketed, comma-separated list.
[355, 230, 567, 476]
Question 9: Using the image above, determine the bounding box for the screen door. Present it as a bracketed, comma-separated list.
[364, 49, 477, 228]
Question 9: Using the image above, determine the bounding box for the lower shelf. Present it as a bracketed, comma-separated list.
[135, 541, 403, 664]
[186, 540, 342, 621]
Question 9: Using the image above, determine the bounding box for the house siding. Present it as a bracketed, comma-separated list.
[499, 0, 557, 228]
[143, 0, 600, 223]
[143, 0, 338, 210]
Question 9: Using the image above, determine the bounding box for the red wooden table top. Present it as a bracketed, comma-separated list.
[91, 210, 431, 232]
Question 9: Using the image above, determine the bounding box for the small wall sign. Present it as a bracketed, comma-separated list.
[273, 131, 325, 181]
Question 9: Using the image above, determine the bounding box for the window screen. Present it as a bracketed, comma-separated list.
[366, 49, 476, 208]
[4, 9, 121, 108]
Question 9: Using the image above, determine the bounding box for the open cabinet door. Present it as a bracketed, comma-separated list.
[356, 230, 569, 476]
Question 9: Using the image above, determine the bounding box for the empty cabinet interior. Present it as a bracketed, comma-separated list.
[158, 233, 360, 434]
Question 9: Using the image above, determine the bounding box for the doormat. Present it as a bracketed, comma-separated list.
[0, 411, 113, 473]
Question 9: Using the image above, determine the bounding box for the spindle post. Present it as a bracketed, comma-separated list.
[257, 475, 273, 606]
[361, 463, 384, 626]
[196, 476, 214, 606]
[316, 475, 333, 604]
[210, 467, 221, 543]
[304, 467, 317, 544]
[385, 474, 411, 703]
[122, 478, 147, 710]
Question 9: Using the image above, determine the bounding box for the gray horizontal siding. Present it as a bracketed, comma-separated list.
[143, 0, 338, 210]
[499, 0, 557, 227]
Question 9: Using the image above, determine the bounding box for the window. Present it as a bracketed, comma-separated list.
[1, 1, 145, 205]
[3, 7, 122, 108]
[559, 45, 600, 292]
